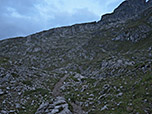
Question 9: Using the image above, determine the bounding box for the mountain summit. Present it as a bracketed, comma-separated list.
[100, 0, 152, 23]
[0, 0, 152, 114]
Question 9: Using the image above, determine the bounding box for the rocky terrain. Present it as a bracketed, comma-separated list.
[0, 0, 152, 114]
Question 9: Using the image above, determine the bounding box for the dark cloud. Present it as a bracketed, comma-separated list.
[0, 0, 41, 39]
[0, 0, 123, 40]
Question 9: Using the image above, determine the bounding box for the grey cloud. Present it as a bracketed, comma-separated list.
[0, 16, 42, 39]
[0, 0, 39, 13]
[0, 0, 45, 39]
[48, 8, 99, 27]
[0, 0, 120, 40]
[0, 0, 99, 40]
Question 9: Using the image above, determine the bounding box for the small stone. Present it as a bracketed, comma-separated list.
[16, 103, 21, 108]
[9, 110, 15, 113]
[85, 103, 89, 107]
[127, 106, 133, 112]
[117, 101, 122, 106]
[1, 110, 7, 114]
[118, 60, 123, 64]
[2, 100, 6, 104]
[117, 92, 123, 97]
[61, 104, 68, 108]
[55, 105, 61, 109]
[98, 94, 106, 99]
[0, 89, 4, 95]
[6, 87, 10, 90]
[88, 98, 93, 100]
[39, 102, 49, 109]
[48, 104, 54, 109]
[18, 92, 22, 95]
[120, 86, 123, 89]
[112, 108, 115, 110]
[146, 92, 149, 95]
[144, 99, 148, 102]
[101, 105, 108, 111]
[89, 94, 94, 97]
[54, 100, 66, 105]
[51, 109, 59, 114]
[128, 103, 132, 106]
[89, 102, 94, 105]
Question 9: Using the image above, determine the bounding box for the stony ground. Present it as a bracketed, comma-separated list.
[0, 1, 152, 114]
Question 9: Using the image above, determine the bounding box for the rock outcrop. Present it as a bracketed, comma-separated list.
[35, 97, 72, 114]
[100, 0, 152, 23]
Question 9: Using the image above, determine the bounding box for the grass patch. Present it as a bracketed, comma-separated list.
[11, 73, 19, 78]
[63, 70, 152, 113]
[22, 80, 32, 86]
[24, 88, 49, 96]
[0, 56, 9, 64]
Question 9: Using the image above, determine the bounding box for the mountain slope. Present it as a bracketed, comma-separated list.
[0, 0, 152, 114]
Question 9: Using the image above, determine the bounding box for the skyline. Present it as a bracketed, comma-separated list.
[0, 0, 124, 40]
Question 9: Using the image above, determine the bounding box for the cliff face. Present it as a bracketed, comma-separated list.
[0, 0, 152, 114]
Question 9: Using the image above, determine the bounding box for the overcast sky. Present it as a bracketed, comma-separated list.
[0, 0, 124, 40]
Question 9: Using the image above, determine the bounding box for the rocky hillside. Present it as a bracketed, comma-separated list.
[0, 0, 152, 114]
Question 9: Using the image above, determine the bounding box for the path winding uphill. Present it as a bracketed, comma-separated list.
[52, 75, 69, 97]
[52, 75, 86, 114]
[35, 74, 86, 114]
[1, 0, 151, 113]
[70, 102, 85, 114]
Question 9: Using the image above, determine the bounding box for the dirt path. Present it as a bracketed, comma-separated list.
[52, 75, 68, 97]
[71, 102, 86, 114]
[52, 75, 86, 114]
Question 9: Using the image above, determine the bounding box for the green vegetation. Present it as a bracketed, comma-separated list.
[18, 97, 40, 114]
[24, 88, 49, 96]
[11, 73, 19, 78]
[22, 80, 32, 86]
[0, 2, 151, 114]
[63, 71, 152, 114]
[0, 56, 9, 64]
[19, 88, 50, 114]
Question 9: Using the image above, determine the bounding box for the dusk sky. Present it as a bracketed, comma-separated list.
[0, 0, 124, 40]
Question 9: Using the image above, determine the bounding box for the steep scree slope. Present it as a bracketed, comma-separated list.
[0, 0, 152, 114]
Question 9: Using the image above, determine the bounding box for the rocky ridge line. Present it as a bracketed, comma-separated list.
[100, 0, 152, 23]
